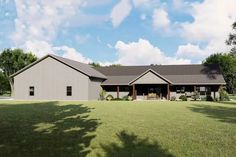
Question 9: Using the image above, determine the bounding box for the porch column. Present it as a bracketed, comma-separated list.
[194, 86, 196, 92]
[167, 84, 170, 100]
[117, 85, 120, 98]
[132, 84, 136, 100]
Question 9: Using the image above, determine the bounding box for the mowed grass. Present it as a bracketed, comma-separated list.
[0, 101, 235, 157]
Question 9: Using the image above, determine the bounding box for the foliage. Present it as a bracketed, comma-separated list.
[0, 48, 37, 94]
[226, 21, 236, 52]
[203, 53, 236, 94]
[206, 95, 214, 101]
[128, 96, 133, 101]
[111, 98, 123, 101]
[170, 96, 176, 101]
[219, 86, 230, 101]
[0, 71, 10, 95]
[99, 90, 107, 101]
[108, 64, 122, 67]
[89, 62, 101, 67]
[106, 94, 114, 101]
[179, 95, 187, 101]
[191, 91, 200, 101]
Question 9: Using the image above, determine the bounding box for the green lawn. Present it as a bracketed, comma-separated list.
[0, 101, 235, 157]
[229, 95, 236, 101]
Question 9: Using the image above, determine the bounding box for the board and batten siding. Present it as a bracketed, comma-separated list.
[88, 78, 103, 100]
[14, 57, 91, 100]
[131, 71, 167, 85]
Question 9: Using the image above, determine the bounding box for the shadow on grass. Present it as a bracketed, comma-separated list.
[189, 104, 236, 123]
[0, 101, 100, 157]
[98, 130, 174, 157]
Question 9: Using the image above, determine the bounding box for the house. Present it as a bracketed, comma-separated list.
[11, 54, 226, 100]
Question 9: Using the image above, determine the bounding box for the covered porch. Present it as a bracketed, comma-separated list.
[132, 84, 170, 100]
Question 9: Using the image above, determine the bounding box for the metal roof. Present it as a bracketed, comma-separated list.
[95, 64, 226, 85]
[11, 54, 107, 79]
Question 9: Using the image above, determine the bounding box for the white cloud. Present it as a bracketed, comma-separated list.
[176, 40, 231, 60]
[55, 46, 92, 64]
[176, 43, 207, 59]
[110, 0, 132, 27]
[22, 40, 55, 57]
[114, 38, 190, 65]
[21, 40, 92, 64]
[11, 0, 85, 45]
[152, 8, 170, 30]
[178, 0, 236, 60]
[182, 0, 236, 42]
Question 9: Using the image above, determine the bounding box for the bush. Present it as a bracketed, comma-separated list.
[170, 96, 176, 101]
[179, 95, 187, 101]
[122, 95, 128, 100]
[219, 86, 230, 101]
[111, 98, 123, 101]
[191, 91, 200, 101]
[128, 96, 133, 101]
[106, 94, 114, 101]
[99, 90, 106, 101]
[206, 95, 214, 101]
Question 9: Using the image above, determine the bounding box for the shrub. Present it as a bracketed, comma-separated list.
[191, 91, 200, 101]
[99, 90, 106, 101]
[170, 96, 176, 101]
[111, 98, 123, 101]
[219, 86, 230, 101]
[206, 95, 214, 101]
[106, 94, 114, 101]
[122, 95, 128, 100]
[179, 95, 187, 101]
[128, 96, 133, 101]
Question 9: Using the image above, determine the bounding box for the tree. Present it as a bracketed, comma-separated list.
[226, 21, 236, 55]
[89, 62, 101, 67]
[0, 49, 37, 95]
[0, 71, 10, 95]
[203, 53, 236, 94]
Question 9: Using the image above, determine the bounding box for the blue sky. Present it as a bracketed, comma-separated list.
[0, 0, 235, 65]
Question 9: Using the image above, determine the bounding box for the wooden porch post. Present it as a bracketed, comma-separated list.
[167, 84, 170, 100]
[194, 86, 196, 92]
[132, 84, 136, 100]
[117, 85, 119, 98]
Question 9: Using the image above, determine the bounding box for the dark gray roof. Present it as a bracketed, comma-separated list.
[94, 64, 226, 85]
[11, 54, 107, 79]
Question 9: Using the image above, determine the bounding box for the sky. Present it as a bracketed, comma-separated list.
[0, 0, 236, 65]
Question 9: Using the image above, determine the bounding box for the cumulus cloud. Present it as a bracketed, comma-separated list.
[21, 40, 92, 64]
[11, 0, 84, 45]
[55, 46, 92, 63]
[178, 0, 236, 60]
[114, 38, 190, 65]
[176, 43, 207, 59]
[110, 0, 132, 27]
[152, 8, 170, 30]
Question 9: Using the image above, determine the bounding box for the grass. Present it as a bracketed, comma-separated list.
[229, 94, 236, 101]
[0, 101, 235, 157]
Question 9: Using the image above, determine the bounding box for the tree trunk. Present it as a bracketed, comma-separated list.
[9, 78, 14, 97]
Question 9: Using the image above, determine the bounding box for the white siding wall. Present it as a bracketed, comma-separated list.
[14, 57, 90, 100]
[88, 78, 103, 100]
[131, 71, 167, 84]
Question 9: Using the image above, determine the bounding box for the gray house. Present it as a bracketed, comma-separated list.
[11, 54, 226, 100]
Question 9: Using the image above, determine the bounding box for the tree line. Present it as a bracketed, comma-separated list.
[0, 22, 236, 95]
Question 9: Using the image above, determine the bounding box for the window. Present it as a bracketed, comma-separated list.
[29, 86, 34, 96]
[176, 86, 185, 93]
[67, 86, 72, 96]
